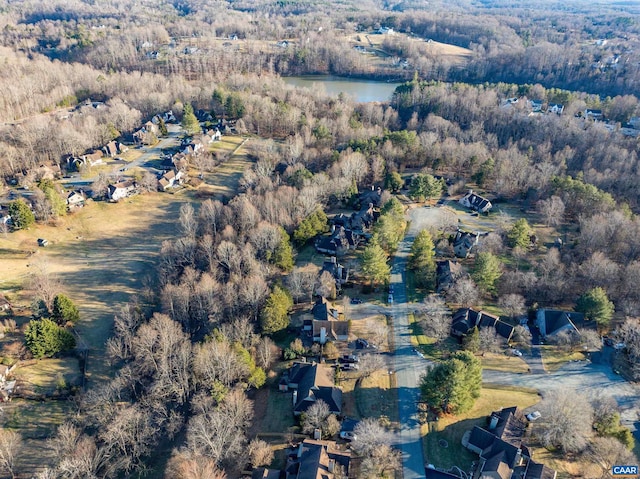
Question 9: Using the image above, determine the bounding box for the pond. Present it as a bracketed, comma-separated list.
[282, 75, 402, 103]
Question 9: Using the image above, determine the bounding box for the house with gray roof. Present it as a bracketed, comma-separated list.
[284, 440, 350, 479]
[452, 308, 514, 342]
[453, 230, 480, 258]
[283, 362, 342, 416]
[463, 407, 556, 479]
[460, 189, 492, 213]
[535, 309, 585, 338]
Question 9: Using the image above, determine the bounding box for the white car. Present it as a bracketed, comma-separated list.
[339, 431, 357, 441]
[511, 349, 523, 357]
[526, 411, 541, 421]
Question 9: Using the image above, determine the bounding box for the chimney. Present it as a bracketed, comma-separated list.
[331, 256, 337, 264]
[297, 442, 304, 458]
[292, 390, 298, 407]
[320, 327, 327, 344]
[489, 413, 499, 430]
[468, 189, 473, 195]
[313, 428, 321, 440]
[328, 459, 335, 473]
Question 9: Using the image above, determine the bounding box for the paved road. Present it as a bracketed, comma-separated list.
[483, 360, 640, 430]
[391, 213, 429, 479]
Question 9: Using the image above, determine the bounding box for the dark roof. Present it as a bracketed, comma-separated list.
[312, 297, 332, 321]
[462, 191, 491, 211]
[289, 362, 342, 414]
[540, 310, 584, 336]
[468, 426, 496, 451]
[321, 258, 348, 283]
[425, 469, 462, 479]
[491, 406, 527, 444]
[285, 440, 350, 479]
[494, 319, 515, 341]
[525, 461, 557, 479]
[436, 260, 462, 290]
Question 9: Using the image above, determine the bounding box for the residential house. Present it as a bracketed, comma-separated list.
[282, 361, 342, 415]
[528, 99, 543, 113]
[453, 230, 480, 258]
[629, 116, 640, 129]
[463, 407, 556, 479]
[310, 297, 348, 344]
[162, 110, 176, 123]
[158, 169, 185, 191]
[452, 308, 514, 342]
[535, 309, 585, 338]
[459, 190, 492, 213]
[103, 140, 119, 158]
[80, 150, 104, 167]
[378, 27, 395, 35]
[547, 103, 564, 115]
[107, 180, 138, 201]
[321, 257, 349, 291]
[66, 190, 86, 209]
[359, 186, 384, 209]
[584, 109, 603, 121]
[436, 260, 462, 293]
[284, 440, 350, 479]
[315, 226, 360, 256]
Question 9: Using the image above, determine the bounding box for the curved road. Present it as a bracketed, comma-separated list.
[390, 210, 430, 479]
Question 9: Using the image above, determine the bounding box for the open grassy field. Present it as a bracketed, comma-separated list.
[196, 136, 253, 200]
[0, 194, 188, 384]
[422, 385, 540, 470]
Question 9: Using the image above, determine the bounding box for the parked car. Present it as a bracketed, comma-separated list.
[413, 348, 425, 359]
[350, 298, 363, 305]
[356, 338, 369, 348]
[339, 431, 357, 441]
[339, 354, 359, 363]
[526, 411, 541, 421]
[511, 349, 523, 357]
[340, 363, 359, 371]
[37, 238, 49, 247]
[387, 293, 394, 304]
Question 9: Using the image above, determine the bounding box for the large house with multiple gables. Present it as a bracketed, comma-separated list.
[463, 406, 556, 479]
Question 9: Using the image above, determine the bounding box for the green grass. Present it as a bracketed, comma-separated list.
[480, 352, 530, 373]
[408, 313, 431, 347]
[540, 346, 586, 371]
[422, 386, 540, 470]
[355, 371, 398, 424]
[260, 388, 296, 433]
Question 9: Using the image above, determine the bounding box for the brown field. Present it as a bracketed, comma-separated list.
[346, 32, 472, 66]
[196, 136, 254, 200]
[0, 193, 188, 384]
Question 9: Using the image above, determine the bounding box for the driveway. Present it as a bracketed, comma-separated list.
[483, 360, 640, 431]
[390, 213, 431, 479]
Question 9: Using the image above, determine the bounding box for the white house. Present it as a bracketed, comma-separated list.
[107, 180, 138, 201]
[459, 190, 492, 213]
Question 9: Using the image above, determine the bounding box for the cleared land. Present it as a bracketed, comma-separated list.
[196, 136, 253, 200]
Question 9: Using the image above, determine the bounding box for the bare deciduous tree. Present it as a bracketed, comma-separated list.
[446, 277, 479, 308]
[478, 327, 503, 354]
[165, 452, 227, 479]
[179, 203, 198, 238]
[358, 354, 386, 378]
[315, 271, 336, 300]
[538, 195, 565, 227]
[0, 429, 21, 479]
[498, 293, 526, 319]
[301, 400, 331, 435]
[255, 336, 277, 370]
[535, 390, 593, 453]
[418, 294, 451, 341]
[585, 436, 636, 476]
[352, 419, 400, 479]
[248, 439, 274, 468]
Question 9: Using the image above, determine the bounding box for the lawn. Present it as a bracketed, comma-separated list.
[540, 346, 586, 371]
[355, 370, 398, 425]
[197, 136, 254, 200]
[16, 358, 83, 394]
[480, 352, 530, 373]
[422, 385, 541, 470]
